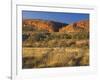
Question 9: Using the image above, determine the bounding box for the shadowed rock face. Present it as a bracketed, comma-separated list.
[22, 19, 67, 32]
[59, 20, 89, 32]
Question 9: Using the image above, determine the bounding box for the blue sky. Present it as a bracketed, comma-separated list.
[22, 10, 89, 24]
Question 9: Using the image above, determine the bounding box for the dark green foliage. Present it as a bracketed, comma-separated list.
[22, 34, 29, 41]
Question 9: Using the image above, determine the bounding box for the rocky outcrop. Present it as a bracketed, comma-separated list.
[59, 20, 89, 32]
[23, 19, 67, 32]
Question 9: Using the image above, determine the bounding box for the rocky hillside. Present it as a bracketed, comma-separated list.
[23, 19, 89, 32]
[22, 19, 67, 32]
[59, 20, 89, 32]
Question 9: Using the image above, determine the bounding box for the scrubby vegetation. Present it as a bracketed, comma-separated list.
[22, 32, 89, 48]
[22, 31, 89, 68]
[22, 19, 89, 69]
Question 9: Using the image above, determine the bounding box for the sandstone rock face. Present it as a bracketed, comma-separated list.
[59, 20, 89, 32]
[23, 19, 67, 32]
[23, 19, 89, 32]
[23, 19, 54, 32]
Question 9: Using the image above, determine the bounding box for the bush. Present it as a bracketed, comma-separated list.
[62, 33, 72, 39]
[22, 34, 29, 41]
[34, 32, 48, 41]
[73, 32, 89, 39]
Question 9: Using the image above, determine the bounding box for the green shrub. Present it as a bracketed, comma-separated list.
[73, 32, 89, 39]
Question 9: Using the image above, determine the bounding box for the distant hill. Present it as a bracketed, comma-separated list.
[59, 20, 89, 32]
[23, 19, 89, 32]
[22, 19, 67, 32]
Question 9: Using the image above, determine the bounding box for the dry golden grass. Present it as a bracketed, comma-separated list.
[22, 47, 89, 68]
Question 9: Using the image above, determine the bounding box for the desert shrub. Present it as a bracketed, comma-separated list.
[22, 31, 89, 47]
[73, 32, 89, 39]
[22, 57, 36, 68]
[37, 29, 49, 33]
[33, 32, 49, 41]
[61, 33, 72, 39]
[45, 33, 72, 40]
[22, 33, 30, 41]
